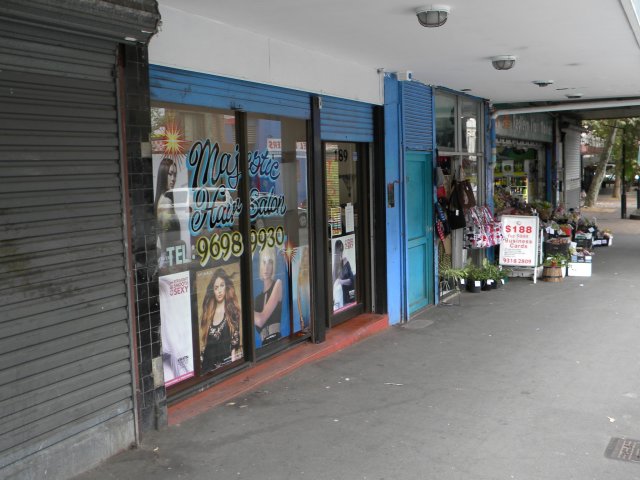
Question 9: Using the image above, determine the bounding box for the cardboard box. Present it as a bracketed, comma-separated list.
[568, 262, 592, 277]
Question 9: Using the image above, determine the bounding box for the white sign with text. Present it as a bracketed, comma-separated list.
[499, 215, 539, 267]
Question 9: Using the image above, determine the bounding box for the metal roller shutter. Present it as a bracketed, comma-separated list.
[320, 95, 374, 142]
[0, 0, 159, 45]
[0, 19, 134, 475]
[401, 81, 434, 151]
[151, 65, 312, 119]
[564, 128, 582, 210]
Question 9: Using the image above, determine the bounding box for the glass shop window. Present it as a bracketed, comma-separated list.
[246, 113, 311, 350]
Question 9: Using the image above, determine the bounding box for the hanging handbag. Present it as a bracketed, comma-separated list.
[434, 200, 450, 241]
[435, 166, 447, 200]
[447, 183, 466, 230]
[455, 179, 477, 210]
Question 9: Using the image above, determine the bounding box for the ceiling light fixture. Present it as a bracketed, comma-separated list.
[532, 80, 554, 87]
[491, 55, 516, 71]
[416, 5, 450, 27]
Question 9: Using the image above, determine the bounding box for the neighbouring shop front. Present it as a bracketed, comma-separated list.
[492, 113, 554, 217]
[0, 1, 159, 478]
[145, 66, 382, 402]
[434, 89, 489, 271]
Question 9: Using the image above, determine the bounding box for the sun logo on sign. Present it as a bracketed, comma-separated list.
[161, 121, 189, 168]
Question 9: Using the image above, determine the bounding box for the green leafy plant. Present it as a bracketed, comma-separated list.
[464, 262, 489, 282]
[531, 200, 553, 221]
[481, 258, 502, 282]
[543, 253, 569, 267]
[462, 263, 478, 281]
[440, 266, 467, 283]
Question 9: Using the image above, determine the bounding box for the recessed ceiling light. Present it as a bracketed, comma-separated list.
[532, 80, 554, 87]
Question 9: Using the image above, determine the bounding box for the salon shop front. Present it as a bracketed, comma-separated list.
[142, 66, 386, 411]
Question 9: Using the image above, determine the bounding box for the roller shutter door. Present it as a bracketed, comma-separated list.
[320, 95, 374, 142]
[564, 128, 582, 210]
[0, 19, 134, 474]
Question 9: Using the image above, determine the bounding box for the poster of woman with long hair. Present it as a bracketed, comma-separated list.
[196, 263, 243, 373]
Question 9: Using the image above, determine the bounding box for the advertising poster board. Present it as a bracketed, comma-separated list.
[499, 215, 540, 269]
[331, 234, 357, 312]
[159, 271, 194, 386]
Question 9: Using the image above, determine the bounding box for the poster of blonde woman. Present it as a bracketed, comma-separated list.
[252, 245, 290, 348]
[159, 271, 194, 386]
[331, 234, 356, 312]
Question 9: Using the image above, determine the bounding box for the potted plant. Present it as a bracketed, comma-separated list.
[482, 260, 503, 289]
[477, 259, 499, 291]
[542, 253, 568, 282]
[500, 267, 511, 285]
[463, 263, 484, 293]
[439, 265, 467, 294]
[532, 200, 553, 222]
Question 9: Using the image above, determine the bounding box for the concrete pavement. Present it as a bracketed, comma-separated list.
[75, 193, 640, 480]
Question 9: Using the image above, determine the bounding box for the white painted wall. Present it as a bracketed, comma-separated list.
[150, 5, 383, 105]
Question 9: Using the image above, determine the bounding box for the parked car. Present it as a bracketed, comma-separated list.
[603, 164, 616, 186]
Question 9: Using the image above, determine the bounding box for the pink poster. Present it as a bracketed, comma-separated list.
[159, 272, 194, 386]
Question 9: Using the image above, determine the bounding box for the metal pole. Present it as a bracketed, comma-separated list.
[621, 139, 627, 219]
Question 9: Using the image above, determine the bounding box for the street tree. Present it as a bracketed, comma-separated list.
[583, 118, 640, 207]
[583, 120, 618, 207]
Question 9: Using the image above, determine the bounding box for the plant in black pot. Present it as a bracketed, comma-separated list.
[479, 265, 494, 291]
[463, 263, 484, 293]
[482, 259, 503, 289]
[500, 267, 511, 285]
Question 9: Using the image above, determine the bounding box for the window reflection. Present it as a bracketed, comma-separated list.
[460, 99, 479, 153]
[435, 93, 456, 151]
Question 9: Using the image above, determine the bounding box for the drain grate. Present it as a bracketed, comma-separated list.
[605, 437, 640, 463]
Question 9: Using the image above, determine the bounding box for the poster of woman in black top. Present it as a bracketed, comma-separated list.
[196, 264, 243, 373]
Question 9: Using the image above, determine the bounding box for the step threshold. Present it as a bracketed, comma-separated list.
[168, 313, 389, 425]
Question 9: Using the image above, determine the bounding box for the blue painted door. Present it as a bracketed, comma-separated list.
[405, 151, 434, 315]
